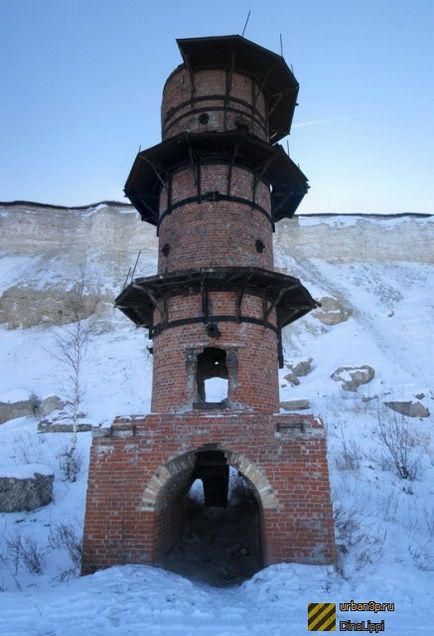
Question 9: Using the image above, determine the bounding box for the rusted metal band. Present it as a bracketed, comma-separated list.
[163, 94, 266, 127]
[163, 105, 267, 137]
[158, 193, 273, 228]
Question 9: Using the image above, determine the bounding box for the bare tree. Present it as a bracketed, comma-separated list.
[54, 312, 89, 431]
[374, 409, 424, 481]
[49, 269, 92, 480]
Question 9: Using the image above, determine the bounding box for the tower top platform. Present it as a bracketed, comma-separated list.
[166, 35, 299, 143]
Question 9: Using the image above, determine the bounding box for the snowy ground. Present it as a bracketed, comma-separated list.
[0, 213, 433, 634]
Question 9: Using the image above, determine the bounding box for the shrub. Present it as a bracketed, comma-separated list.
[335, 432, 361, 471]
[373, 410, 424, 480]
[58, 443, 83, 482]
[48, 522, 82, 579]
[4, 534, 45, 575]
[28, 391, 41, 417]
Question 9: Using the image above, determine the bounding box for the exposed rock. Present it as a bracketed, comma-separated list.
[39, 395, 65, 416]
[0, 286, 112, 329]
[0, 399, 34, 424]
[288, 358, 313, 377]
[414, 393, 425, 400]
[283, 373, 300, 386]
[313, 296, 352, 325]
[331, 365, 375, 391]
[0, 395, 64, 424]
[280, 400, 311, 411]
[37, 420, 95, 433]
[0, 464, 54, 512]
[384, 401, 430, 418]
[276, 215, 434, 264]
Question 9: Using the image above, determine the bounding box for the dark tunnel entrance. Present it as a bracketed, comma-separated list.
[158, 450, 264, 586]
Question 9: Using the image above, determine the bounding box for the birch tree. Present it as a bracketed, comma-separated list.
[50, 271, 92, 481]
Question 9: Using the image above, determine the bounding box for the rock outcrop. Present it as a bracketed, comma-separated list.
[280, 400, 311, 411]
[0, 464, 54, 512]
[313, 297, 352, 326]
[283, 359, 314, 386]
[384, 401, 430, 418]
[37, 420, 94, 433]
[283, 373, 299, 386]
[288, 358, 313, 377]
[331, 365, 375, 392]
[0, 395, 64, 424]
[0, 286, 112, 329]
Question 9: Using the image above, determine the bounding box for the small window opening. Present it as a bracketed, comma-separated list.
[199, 112, 209, 125]
[255, 239, 265, 253]
[206, 322, 221, 338]
[162, 243, 170, 257]
[196, 347, 228, 404]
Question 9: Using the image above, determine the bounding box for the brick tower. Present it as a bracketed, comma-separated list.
[82, 36, 335, 575]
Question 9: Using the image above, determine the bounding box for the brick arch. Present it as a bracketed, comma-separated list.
[224, 450, 279, 510]
[139, 448, 279, 512]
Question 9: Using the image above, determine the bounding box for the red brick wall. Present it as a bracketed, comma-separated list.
[162, 68, 267, 140]
[158, 165, 273, 273]
[151, 291, 279, 413]
[152, 468, 194, 558]
[82, 413, 336, 574]
[152, 66, 279, 417]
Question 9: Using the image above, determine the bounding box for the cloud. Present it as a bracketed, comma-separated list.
[292, 113, 364, 129]
[292, 119, 329, 129]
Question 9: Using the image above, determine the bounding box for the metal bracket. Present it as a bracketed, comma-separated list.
[201, 273, 209, 322]
[139, 156, 167, 191]
[227, 143, 240, 196]
[132, 283, 167, 323]
[235, 287, 245, 322]
[187, 139, 197, 186]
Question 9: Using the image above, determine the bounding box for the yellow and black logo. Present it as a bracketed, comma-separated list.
[308, 602, 336, 631]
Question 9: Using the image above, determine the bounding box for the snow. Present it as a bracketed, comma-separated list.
[0, 388, 30, 403]
[0, 463, 53, 479]
[0, 255, 38, 293]
[0, 320, 152, 426]
[0, 563, 432, 635]
[0, 211, 433, 633]
[205, 377, 229, 402]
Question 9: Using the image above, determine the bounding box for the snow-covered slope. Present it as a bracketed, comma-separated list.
[0, 203, 433, 634]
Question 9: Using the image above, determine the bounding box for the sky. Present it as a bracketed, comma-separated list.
[0, 0, 433, 213]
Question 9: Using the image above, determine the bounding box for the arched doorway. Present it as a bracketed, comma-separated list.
[143, 449, 276, 586]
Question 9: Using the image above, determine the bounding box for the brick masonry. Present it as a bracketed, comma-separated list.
[82, 413, 336, 574]
[158, 166, 273, 274]
[162, 68, 267, 140]
[151, 294, 279, 413]
[82, 35, 336, 575]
